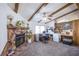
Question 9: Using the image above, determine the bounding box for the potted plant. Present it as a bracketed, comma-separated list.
[16, 20, 25, 28]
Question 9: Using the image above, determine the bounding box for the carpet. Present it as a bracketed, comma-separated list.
[13, 42, 79, 56]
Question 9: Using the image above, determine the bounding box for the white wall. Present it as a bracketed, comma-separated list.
[29, 20, 46, 34]
[0, 4, 7, 55]
[0, 4, 27, 55]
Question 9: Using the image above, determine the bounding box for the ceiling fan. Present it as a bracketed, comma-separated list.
[38, 12, 52, 23]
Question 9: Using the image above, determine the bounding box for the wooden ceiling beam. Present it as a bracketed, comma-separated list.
[76, 3, 79, 9]
[49, 3, 73, 17]
[28, 3, 48, 21]
[45, 8, 78, 24]
[14, 3, 19, 13]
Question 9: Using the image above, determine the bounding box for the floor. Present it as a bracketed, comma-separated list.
[13, 41, 79, 56]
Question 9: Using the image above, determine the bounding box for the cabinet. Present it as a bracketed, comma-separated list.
[73, 20, 79, 45]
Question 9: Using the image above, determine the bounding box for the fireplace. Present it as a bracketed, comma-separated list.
[15, 33, 25, 47]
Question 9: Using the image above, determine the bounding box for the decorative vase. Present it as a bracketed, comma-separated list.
[28, 39, 32, 44]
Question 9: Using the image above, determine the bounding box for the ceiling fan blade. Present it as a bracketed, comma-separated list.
[48, 18, 51, 20]
[38, 20, 42, 23]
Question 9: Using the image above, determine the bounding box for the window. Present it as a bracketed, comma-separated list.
[35, 26, 45, 34]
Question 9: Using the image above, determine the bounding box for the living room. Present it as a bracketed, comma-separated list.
[0, 3, 79, 56]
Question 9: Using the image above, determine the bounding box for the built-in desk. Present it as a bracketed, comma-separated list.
[61, 34, 73, 45]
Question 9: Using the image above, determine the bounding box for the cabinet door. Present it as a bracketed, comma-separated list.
[73, 20, 79, 45]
